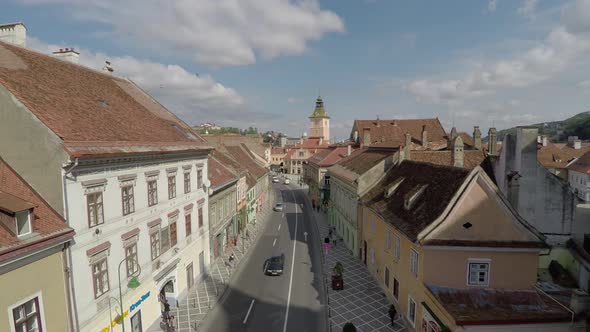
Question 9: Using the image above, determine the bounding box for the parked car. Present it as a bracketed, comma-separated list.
[272, 177, 279, 183]
[273, 203, 284, 212]
[284, 179, 290, 185]
[264, 254, 285, 276]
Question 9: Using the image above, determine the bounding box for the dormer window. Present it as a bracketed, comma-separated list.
[385, 177, 405, 198]
[404, 184, 428, 210]
[16, 209, 32, 237]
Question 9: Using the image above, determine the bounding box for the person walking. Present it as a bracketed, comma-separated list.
[229, 253, 236, 271]
[388, 304, 397, 327]
[323, 237, 331, 256]
[169, 315, 177, 331]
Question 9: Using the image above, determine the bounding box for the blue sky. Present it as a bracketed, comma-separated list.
[2, 0, 590, 140]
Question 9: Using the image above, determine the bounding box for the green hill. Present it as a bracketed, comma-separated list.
[493, 111, 590, 142]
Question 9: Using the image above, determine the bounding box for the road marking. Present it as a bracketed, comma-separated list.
[278, 224, 281, 231]
[243, 299, 256, 325]
[273, 238, 277, 247]
[283, 190, 298, 332]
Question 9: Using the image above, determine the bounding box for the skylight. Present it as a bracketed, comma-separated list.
[404, 184, 428, 210]
[384, 177, 405, 198]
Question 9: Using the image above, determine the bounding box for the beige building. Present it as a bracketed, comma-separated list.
[303, 145, 352, 208]
[360, 160, 576, 331]
[0, 158, 75, 332]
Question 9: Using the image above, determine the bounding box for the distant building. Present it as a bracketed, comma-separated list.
[568, 150, 590, 202]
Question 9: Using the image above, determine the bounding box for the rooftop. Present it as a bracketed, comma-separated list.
[354, 118, 447, 147]
[308, 146, 351, 167]
[567, 150, 590, 174]
[538, 142, 590, 170]
[410, 150, 486, 170]
[208, 157, 238, 190]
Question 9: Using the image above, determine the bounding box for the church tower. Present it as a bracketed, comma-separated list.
[309, 96, 330, 141]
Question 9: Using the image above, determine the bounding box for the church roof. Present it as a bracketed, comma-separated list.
[309, 96, 329, 119]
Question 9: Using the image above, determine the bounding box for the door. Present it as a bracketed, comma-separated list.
[162, 280, 177, 309]
[199, 251, 205, 275]
[186, 263, 194, 289]
[363, 241, 367, 265]
[130, 310, 142, 332]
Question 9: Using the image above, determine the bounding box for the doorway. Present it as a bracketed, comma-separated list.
[160, 279, 177, 310]
[130, 310, 142, 332]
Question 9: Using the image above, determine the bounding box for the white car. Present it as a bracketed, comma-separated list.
[273, 203, 284, 212]
[272, 177, 279, 183]
[284, 179, 290, 185]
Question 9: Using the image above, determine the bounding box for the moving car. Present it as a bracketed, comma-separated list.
[273, 203, 284, 212]
[284, 178, 290, 185]
[264, 254, 285, 276]
[272, 177, 279, 183]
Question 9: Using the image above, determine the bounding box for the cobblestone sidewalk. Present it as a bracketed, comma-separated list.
[172, 191, 277, 331]
[313, 211, 406, 332]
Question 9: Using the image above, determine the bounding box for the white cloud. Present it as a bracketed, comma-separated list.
[20, 0, 345, 67]
[287, 97, 299, 104]
[27, 37, 260, 127]
[562, 0, 590, 34]
[487, 0, 498, 13]
[518, 0, 538, 19]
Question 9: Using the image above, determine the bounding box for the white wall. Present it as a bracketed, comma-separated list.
[569, 170, 590, 202]
[65, 154, 210, 331]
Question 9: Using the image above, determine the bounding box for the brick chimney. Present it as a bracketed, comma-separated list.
[542, 136, 548, 147]
[52, 47, 80, 64]
[347, 144, 352, 156]
[488, 128, 497, 156]
[362, 128, 371, 148]
[421, 125, 428, 148]
[473, 126, 482, 150]
[0, 22, 26, 47]
[404, 132, 412, 160]
[452, 136, 464, 167]
[574, 139, 582, 150]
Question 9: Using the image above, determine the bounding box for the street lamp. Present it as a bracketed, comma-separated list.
[116, 257, 141, 332]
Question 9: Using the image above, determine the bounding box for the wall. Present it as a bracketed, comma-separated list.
[65, 153, 210, 330]
[569, 171, 590, 202]
[0, 84, 69, 216]
[0, 251, 69, 332]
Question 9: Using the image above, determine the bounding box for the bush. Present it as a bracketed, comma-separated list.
[342, 322, 356, 332]
[333, 262, 343, 277]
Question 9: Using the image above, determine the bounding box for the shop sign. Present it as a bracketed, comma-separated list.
[98, 291, 150, 332]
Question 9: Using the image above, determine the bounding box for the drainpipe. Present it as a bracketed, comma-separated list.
[62, 158, 79, 332]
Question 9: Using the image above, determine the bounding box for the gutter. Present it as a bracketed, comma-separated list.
[62, 158, 80, 332]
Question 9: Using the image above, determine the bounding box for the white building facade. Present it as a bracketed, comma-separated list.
[64, 151, 211, 332]
[569, 169, 590, 202]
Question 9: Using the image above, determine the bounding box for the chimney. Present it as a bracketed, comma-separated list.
[574, 139, 582, 150]
[537, 135, 542, 144]
[421, 125, 428, 148]
[542, 136, 548, 147]
[52, 47, 80, 64]
[347, 144, 352, 156]
[448, 127, 458, 149]
[451, 136, 464, 168]
[404, 132, 412, 160]
[353, 130, 359, 143]
[568, 136, 578, 147]
[473, 126, 482, 150]
[362, 128, 371, 148]
[488, 127, 498, 156]
[0, 22, 27, 47]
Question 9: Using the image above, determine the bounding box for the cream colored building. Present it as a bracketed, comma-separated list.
[361, 160, 576, 331]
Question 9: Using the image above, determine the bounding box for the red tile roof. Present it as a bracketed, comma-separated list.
[568, 150, 590, 174]
[0, 158, 74, 262]
[457, 132, 475, 147]
[209, 149, 255, 188]
[271, 148, 286, 154]
[308, 147, 351, 167]
[225, 145, 266, 180]
[208, 157, 237, 189]
[354, 118, 447, 146]
[297, 137, 331, 149]
[410, 150, 486, 170]
[428, 286, 572, 325]
[337, 148, 392, 175]
[538, 143, 590, 170]
[0, 41, 209, 157]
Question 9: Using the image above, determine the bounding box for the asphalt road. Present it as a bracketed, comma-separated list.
[198, 184, 327, 332]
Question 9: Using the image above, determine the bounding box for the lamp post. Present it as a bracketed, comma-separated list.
[116, 257, 141, 332]
[108, 297, 122, 332]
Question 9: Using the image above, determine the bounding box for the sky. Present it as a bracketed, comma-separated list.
[2, 0, 590, 141]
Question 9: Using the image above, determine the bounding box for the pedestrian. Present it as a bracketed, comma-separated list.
[388, 304, 397, 326]
[169, 315, 177, 331]
[328, 228, 333, 239]
[323, 241, 330, 256]
[229, 253, 235, 270]
[332, 237, 337, 247]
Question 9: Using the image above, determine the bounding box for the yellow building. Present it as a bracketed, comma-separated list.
[360, 160, 575, 331]
[0, 158, 75, 332]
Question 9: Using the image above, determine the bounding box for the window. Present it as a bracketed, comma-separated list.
[92, 257, 110, 298]
[324, 175, 330, 186]
[385, 230, 391, 251]
[147, 180, 158, 206]
[121, 185, 135, 215]
[210, 203, 216, 225]
[385, 267, 390, 288]
[393, 278, 399, 299]
[168, 176, 176, 199]
[185, 214, 192, 236]
[150, 230, 161, 260]
[16, 210, 31, 236]
[130, 311, 142, 332]
[407, 297, 416, 327]
[468, 261, 490, 286]
[184, 173, 191, 194]
[12, 297, 42, 332]
[410, 249, 418, 277]
[160, 226, 170, 253]
[170, 221, 177, 247]
[186, 263, 194, 289]
[197, 168, 203, 189]
[125, 243, 138, 277]
[198, 207, 203, 228]
[394, 235, 401, 260]
[87, 192, 104, 227]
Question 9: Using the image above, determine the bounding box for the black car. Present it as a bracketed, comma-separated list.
[264, 254, 285, 276]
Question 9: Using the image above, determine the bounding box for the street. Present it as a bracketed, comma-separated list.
[198, 184, 328, 332]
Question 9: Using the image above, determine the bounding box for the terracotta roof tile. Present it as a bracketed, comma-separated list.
[0, 41, 206, 156]
[410, 150, 486, 170]
[568, 150, 590, 174]
[362, 160, 470, 241]
[428, 286, 572, 325]
[308, 147, 351, 167]
[336, 148, 392, 175]
[208, 157, 237, 189]
[354, 118, 447, 146]
[537, 143, 590, 170]
[0, 159, 74, 262]
[225, 145, 266, 180]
